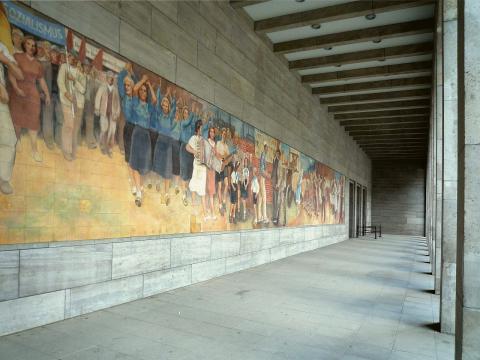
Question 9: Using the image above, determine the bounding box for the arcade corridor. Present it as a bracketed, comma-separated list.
[0, 235, 453, 360]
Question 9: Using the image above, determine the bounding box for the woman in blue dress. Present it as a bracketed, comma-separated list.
[151, 85, 176, 206]
[177, 100, 196, 206]
[129, 74, 157, 207]
[117, 64, 136, 195]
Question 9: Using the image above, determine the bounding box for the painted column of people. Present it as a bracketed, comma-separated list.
[0, 2, 345, 244]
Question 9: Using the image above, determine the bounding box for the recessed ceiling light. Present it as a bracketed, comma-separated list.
[365, 13, 376, 20]
[324, 46, 333, 50]
[311, 23, 321, 29]
[373, 39, 382, 44]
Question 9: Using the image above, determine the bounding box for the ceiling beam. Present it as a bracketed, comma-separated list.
[360, 139, 427, 145]
[229, 0, 268, 9]
[354, 135, 428, 143]
[275, 18, 434, 54]
[321, 88, 431, 105]
[302, 61, 432, 84]
[354, 132, 428, 138]
[350, 129, 428, 138]
[360, 142, 427, 148]
[345, 123, 429, 132]
[290, 42, 433, 71]
[361, 144, 427, 150]
[254, 1, 433, 33]
[335, 108, 430, 120]
[352, 128, 428, 135]
[366, 150, 427, 155]
[370, 155, 427, 158]
[313, 76, 431, 95]
[368, 151, 427, 156]
[356, 137, 428, 145]
[329, 99, 430, 113]
[340, 116, 429, 126]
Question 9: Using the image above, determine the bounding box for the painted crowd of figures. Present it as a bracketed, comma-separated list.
[0, 22, 344, 227]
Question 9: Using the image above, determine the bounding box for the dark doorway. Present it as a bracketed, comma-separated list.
[362, 188, 367, 229]
[356, 185, 361, 237]
[349, 181, 355, 238]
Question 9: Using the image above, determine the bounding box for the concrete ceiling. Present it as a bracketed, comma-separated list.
[230, 0, 435, 161]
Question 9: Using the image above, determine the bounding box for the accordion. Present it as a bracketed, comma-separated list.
[196, 137, 222, 173]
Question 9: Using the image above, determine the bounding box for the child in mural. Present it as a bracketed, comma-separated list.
[186, 119, 207, 219]
[152, 85, 177, 206]
[129, 74, 157, 206]
[215, 127, 230, 216]
[258, 142, 269, 224]
[0, 40, 23, 195]
[278, 158, 288, 226]
[234, 134, 245, 217]
[251, 167, 260, 224]
[205, 126, 218, 220]
[95, 70, 120, 158]
[240, 155, 250, 221]
[8, 35, 50, 162]
[229, 160, 240, 224]
[178, 100, 196, 206]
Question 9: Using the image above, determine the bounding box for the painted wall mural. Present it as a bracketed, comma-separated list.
[0, 2, 345, 244]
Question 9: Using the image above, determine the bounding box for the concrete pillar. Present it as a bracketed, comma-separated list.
[455, 1, 480, 358]
[425, 108, 435, 275]
[434, 0, 444, 295]
[440, 0, 458, 335]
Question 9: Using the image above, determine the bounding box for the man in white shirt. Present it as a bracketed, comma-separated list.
[0, 42, 22, 194]
[57, 50, 79, 161]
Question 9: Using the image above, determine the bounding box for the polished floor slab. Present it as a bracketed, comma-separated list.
[0, 234, 453, 360]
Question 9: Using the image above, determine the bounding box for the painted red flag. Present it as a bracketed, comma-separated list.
[92, 48, 103, 71]
[78, 38, 86, 62]
[65, 29, 73, 51]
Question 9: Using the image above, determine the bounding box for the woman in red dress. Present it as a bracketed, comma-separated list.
[8, 36, 50, 162]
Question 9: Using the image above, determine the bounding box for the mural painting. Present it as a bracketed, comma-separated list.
[0, 2, 345, 244]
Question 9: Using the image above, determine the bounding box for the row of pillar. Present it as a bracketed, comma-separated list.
[426, 0, 480, 358]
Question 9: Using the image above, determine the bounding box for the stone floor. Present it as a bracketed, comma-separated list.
[0, 234, 454, 360]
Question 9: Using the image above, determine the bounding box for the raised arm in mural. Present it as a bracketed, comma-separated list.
[129, 74, 156, 207]
[152, 85, 177, 206]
